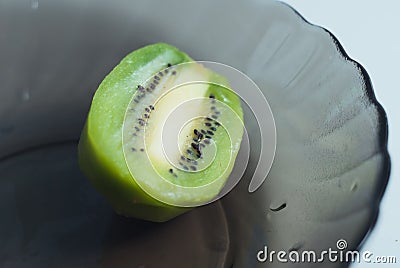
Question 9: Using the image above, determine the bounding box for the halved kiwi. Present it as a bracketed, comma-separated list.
[78, 43, 243, 222]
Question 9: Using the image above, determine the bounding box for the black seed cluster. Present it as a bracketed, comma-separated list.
[132, 64, 175, 103]
[131, 69, 224, 179]
[175, 95, 222, 173]
[206, 94, 222, 133]
[130, 103, 155, 150]
[177, 152, 200, 173]
[131, 65, 179, 143]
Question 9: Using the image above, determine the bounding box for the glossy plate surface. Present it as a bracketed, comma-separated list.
[0, 0, 389, 267]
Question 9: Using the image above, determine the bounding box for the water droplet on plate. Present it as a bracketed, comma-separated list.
[269, 201, 287, 212]
[350, 182, 358, 192]
[289, 241, 304, 252]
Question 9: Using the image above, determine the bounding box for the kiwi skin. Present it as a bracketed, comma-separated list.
[79, 123, 187, 221]
[78, 43, 242, 222]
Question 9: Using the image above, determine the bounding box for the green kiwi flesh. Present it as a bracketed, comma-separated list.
[78, 43, 243, 222]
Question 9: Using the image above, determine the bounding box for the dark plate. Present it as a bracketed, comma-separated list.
[0, 0, 390, 267]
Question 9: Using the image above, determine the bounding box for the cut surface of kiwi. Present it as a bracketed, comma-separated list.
[78, 43, 243, 222]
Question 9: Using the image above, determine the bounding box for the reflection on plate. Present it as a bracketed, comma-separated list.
[0, 0, 389, 267]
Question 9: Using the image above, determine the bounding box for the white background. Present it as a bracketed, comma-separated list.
[284, 0, 399, 266]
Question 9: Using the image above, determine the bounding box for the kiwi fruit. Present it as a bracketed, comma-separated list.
[78, 43, 243, 222]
